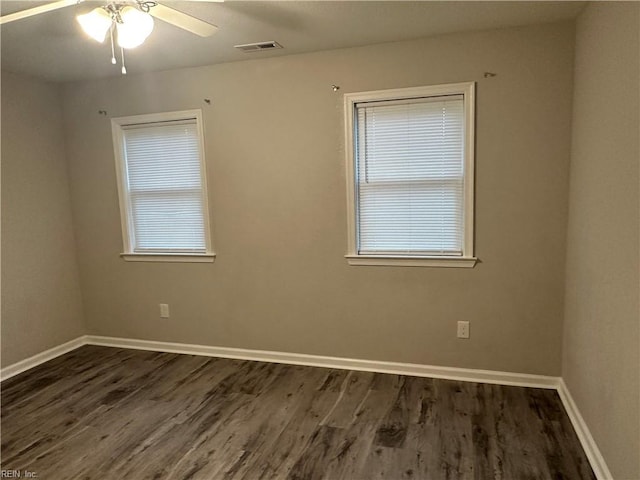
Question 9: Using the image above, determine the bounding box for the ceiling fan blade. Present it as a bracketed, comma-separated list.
[0, 0, 83, 25]
[150, 4, 218, 37]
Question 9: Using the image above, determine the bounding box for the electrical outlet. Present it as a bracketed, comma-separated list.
[159, 304, 170, 318]
[457, 321, 470, 339]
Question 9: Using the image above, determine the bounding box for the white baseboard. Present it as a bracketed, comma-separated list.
[84, 335, 559, 389]
[0, 334, 610, 480]
[0, 335, 87, 382]
[557, 379, 612, 480]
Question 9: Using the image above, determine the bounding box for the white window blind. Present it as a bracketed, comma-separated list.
[355, 95, 465, 256]
[120, 118, 208, 253]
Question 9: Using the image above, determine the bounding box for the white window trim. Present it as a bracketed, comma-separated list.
[343, 83, 477, 268]
[120, 253, 215, 263]
[111, 109, 215, 263]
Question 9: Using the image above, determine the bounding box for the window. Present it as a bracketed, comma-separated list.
[344, 83, 476, 267]
[111, 110, 214, 262]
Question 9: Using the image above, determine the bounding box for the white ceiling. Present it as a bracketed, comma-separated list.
[1, 1, 585, 83]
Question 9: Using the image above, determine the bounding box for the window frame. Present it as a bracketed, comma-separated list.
[111, 109, 215, 263]
[344, 82, 477, 268]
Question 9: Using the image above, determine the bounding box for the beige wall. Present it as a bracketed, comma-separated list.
[1, 72, 85, 366]
[563, 3, 640, 479]
[62, 22, 574, 375]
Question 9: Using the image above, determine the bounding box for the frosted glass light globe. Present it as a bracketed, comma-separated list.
[117, 6, 154, 49]
[76, 7, 112, 43]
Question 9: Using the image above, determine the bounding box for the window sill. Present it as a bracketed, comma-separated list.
[345, 255, 477, 268]
[121, 253, 216, 263]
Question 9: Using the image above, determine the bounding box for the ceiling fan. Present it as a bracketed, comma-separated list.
[0, 0, 223, 74]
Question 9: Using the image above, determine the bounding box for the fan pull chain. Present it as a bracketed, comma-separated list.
[110, 26, 116, 65]
[121, 47, 127, 75]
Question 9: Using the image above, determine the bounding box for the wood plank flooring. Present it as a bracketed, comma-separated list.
[1, 346, 595, 479]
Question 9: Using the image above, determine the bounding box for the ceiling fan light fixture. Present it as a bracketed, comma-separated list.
[76, 7, 112, 43]
[116, 6, 154, 49]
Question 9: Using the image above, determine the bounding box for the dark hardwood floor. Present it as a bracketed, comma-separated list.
[1, 345, 595, 479]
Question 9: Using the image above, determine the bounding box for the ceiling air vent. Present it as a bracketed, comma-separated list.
[234, 41, 283, 53]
